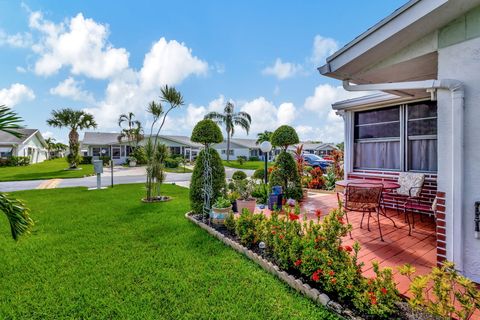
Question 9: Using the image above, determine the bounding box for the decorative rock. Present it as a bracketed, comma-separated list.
[294, 279, 305, 293]
[342, 309, 356, 319]
[306, 288, 320, 300]
[327, 301, 343, 314]
[317, 293, 331, 306]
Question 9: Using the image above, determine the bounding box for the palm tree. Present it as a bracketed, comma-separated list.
[46, 108, 97, 169]
[204, 101, 251, 162]
[256, 130, 272, 144]
[0, 105, 33, 240]
[45, 137, 56, 159]
[118, 112, 144, 151]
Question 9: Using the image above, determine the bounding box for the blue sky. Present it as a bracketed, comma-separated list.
[0, 0, 406, 143]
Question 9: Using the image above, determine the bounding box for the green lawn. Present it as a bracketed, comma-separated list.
[0, 184, 336, 319]
[222, 160, 273, 170]
[0, 158, 94, 182]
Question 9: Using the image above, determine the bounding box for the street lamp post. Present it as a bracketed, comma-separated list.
[259, 141, 272, 184]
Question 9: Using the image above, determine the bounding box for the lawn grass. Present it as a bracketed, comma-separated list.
[0, 184, 337, 319]
[222, 160, 273, 170]
[0, 158, 94, 182]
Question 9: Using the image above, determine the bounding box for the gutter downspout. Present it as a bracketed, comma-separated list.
[343, 79, 464, 271]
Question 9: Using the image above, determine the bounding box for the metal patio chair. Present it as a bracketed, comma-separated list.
[344, 183, 386, 241]
[386, 172, 425, 217]
[403, 186, 437, 235]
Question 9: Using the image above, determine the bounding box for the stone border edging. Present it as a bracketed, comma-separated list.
[185, 212, 364, 320]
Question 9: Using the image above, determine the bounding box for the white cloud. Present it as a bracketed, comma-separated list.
[16, 66, 27, 73]
[304, 84, 365, 117]
[262, 58, 303, 80]
[30, 11, 129, 78]
[50, 77, 95, 103]
[139, 38, 208, 90]
[310, 35, 339, 65]
[0, 83, 35, 107]
[0, 29, 32, 48]
[240, 97, 296, 134]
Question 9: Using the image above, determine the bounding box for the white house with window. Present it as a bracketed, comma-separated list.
[320, 0, 480, 282]
[81, 132, 202, 164]
[0, 129, 48, 164]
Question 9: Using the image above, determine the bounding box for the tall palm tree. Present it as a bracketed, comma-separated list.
[0, 105, 33, 240]
[45, 137, 56, 159]
[46, 108, 97, 169]
[256, 130, 272, 144]
[118, 112, 144, 150]
[204, 101, 251, 162]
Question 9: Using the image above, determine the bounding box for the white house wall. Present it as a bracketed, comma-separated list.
[17, 134, 47, 164]
[438, 36, 480, 282]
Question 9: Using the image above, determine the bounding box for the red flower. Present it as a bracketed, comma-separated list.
[279, 234, 284, 240]
[329, 270, 335, 276]
[314, 209, 322, 218]
[381, 287, 387, 295]
[289, 213, 300, 221]
[337, 216, 345, 225]
[331, 278, 337, 284]
[294, 259, 302, 267]
[370, 296, 377, 305]
[344, 245, 353, 252]
[311, 269, 322, 282]
[271, 230, 276, 235]
[338, 246, 343, 251]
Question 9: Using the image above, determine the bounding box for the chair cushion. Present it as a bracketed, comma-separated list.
[396, 172, 425, 197]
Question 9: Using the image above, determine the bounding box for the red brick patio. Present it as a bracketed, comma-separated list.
[269, 191, 437, 296]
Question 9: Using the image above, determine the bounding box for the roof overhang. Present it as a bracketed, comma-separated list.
[319, 0, 480, 83]
[332, 92, 430, 111]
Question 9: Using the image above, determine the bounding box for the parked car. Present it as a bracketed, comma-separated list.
[302, 154, 332, 170]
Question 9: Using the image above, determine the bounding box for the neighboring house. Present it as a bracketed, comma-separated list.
[0, 129, 48, 164]
[319, 0, 480, 281]
[81, 132, 203, 165]
[292, 142, 339, 156]
[214, 138, 281, 161]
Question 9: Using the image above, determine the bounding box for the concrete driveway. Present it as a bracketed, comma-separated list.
[0, 166, 254, 192]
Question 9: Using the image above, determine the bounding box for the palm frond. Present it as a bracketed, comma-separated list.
[0, 193, 33, 240]
[204, 112, 226, 125]
[236, 111, 252, 123]
[233, 116, 251, 134]
[160, 85, 184, 108]
[0, 105, 24, 138]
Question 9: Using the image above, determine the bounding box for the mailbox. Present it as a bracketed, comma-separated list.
[93, 160, 103, 174]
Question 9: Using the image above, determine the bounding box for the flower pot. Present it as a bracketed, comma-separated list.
[129, 160, 137, 167]
[236, 198, 257, 214]
[210, 205, 232, 224]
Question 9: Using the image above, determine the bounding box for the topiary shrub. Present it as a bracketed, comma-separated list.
[252, 168, 265, 180]
[189, 147, 226, 214]
[271, 125, 299, 150]
[249, 156, 260, 161]
[269, 150, 302, 200]
[232, 170, 247, 181]
[237, 156, 247, 165]
[164, 157, 179, 168]
[191, 119, 223, 145]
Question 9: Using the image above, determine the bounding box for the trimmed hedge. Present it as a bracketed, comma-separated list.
[269, 150, 302, 200]
[191, 119, 223, 145]
[0, 156, 30, 167]
[271, 125, 299, 149]
[232, 170, 247, 181]
[189, 148, 226, 214]
[80, 156, 92, 164]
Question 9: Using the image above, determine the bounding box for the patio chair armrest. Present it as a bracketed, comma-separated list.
[408, 186, 423, 197]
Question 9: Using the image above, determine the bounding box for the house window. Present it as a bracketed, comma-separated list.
[353, 101, 437, 172]
[92, 147, 100, 156]
[221, 149, 233, 155]
[112, 147, 121, 159]
[354, 106, 401, 170]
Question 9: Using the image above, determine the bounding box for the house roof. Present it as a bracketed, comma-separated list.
[319, 0, 480, 83]
[82, 132, 203, 148]
[230, 138, 258, 149]
[0, 128, 43, 145]
[290, 142, 339, 151]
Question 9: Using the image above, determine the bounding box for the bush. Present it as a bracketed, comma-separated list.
[249, 156, 260, 161]
[269, 151, 302, 200]
[232, 170, 247, 181]
[99, 156, 111, 166]
[235, 208, 265, 247]
[0, 156, 30, 167]
[271, 125, 299, 150]
[189, 148, 226, 215]
[251, 182, 269, 204]
[225, 212, 236, 233]
[164, 157, 179, 168]
[80, 156, 92, 164]
[307, 167, 325, 189]
[191, 119, 223, 145]
[253, 168, 265, 180]
[237, 156, 247, 165]
[131, 146, 147, 164]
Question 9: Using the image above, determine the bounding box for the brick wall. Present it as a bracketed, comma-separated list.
[435, 191, 447, 265]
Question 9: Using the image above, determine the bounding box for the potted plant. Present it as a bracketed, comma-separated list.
[210, 196, 233, 224]
[227, 190, 240, 213]
[235, 179, 257, 213]
[128, 156, 137, 167]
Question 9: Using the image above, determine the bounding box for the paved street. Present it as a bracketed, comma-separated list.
[0, 166, 255, 192]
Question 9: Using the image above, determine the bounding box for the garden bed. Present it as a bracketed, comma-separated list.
[186, 213, 440, 320]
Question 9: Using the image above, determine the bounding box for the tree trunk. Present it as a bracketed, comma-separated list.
[226, 132, 231, 162]
[68, 129, 79, 169]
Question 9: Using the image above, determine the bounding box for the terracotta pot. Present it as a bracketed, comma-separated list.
[236, 198, 257, 214]
[210, 206, 232, 224]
